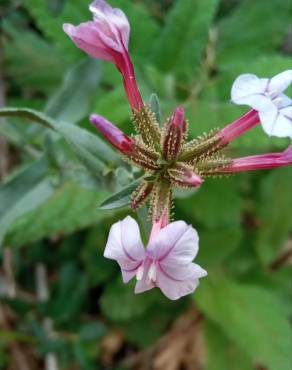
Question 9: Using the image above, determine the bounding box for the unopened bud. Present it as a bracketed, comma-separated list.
[131, 180, 154, 209]
[163, 106, 186, 161]
[168, 163, 203, 188]
[90, 114, 134, 154]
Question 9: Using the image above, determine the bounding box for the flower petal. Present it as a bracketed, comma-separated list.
[89, 0, 130, 47]
[259, 105, 292, 138]
[147, 221, 199, 265]
[268, 70, 292, 94]
[231, 74, 270, 110]
[104, 216, 145, 282]
[63, 22, 117, 60]
[156, 263, 206, 300]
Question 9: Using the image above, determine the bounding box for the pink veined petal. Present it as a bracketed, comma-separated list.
[231, 74, 269, 108]
[159, 261, 207, 281]
[63, 22, 118, 61]
[89, 0, 130, 48]
[134, 261, 155, 294]
[104, 216, 145, 281]
[259, 105, 292, 138]
[134, 278, 155, 294]
[147, 221, 199, 265]
[156, 263, 206, 300]
[268, 70, 292, 94]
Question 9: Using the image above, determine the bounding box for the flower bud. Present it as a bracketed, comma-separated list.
[90, 114, 134, 153]
[131, 180, 154, 209]
[217, 145, 292, 173]
[163, 106, 186, 161]
[168, 163, 203, 188]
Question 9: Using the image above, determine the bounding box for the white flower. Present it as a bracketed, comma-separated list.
[231, 70, 292, 138]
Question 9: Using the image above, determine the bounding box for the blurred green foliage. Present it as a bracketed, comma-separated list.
[0, 0, 291, 369]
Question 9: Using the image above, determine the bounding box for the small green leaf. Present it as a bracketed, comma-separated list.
[99, 177, 145, 210]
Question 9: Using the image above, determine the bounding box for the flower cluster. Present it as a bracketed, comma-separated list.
[64, 0, 292, 299]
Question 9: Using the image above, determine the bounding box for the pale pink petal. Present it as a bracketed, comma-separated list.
[147, 222, 199, 267]
[89, 0, 130, 47]
[147, 221, 199, 264]
[104, 216, 145, 282]
[231, 74, 270, 110]
[156, 263, 205, 300]
[134, 275, 155, 294]
[133, 259, 155, 293]
[268, 70, 292, 94]
[63, 22, 117, 61]
[259, 105, 292, 138]
[159, 261, 207, 281]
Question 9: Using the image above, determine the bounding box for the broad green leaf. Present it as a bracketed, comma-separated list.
[195, 276, 292, 370]
[256, 167, 292, 264]
[152, 0, 218, 82]
[204, 320, 254, 370]
[0, 108, 119, 172]
[45, 58, 102, 123]
[6, 182, 110, 246]
[0, 158, 55, 245]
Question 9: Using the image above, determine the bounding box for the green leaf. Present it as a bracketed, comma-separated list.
[0, 108, 119, 173]
[99, 177, 145, 210]
[256, 167, 292, 264]
[195, 276, 292, 370]
[204, 320, 254, 370]
[152, 0, 218, 82]
[45, 58, 102, 123]
[0, 159, 55, 245]
[6, 182, 110, 246]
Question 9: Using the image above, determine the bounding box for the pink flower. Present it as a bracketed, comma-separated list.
[90, 113, 134, 153]
[216, 145, 292, 173]
[104, 216, 207, 300]
[63, 0, 143, 110]
[231, 70, 292, 138]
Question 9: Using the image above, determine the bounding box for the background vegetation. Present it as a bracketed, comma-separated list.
[0, 0, 291, 369]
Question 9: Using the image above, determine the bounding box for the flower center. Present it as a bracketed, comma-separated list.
[266, 89, 282, 107]
[148, 261, 157, 283]
[136, 264, 144, 281]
